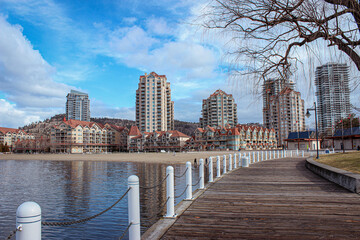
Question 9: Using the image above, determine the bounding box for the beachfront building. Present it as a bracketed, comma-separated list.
[200, 89, 238, 128]
[263, 79, 305, 147]
[0, 127, 35, 151]
[315, 63, 351, 136]
[13, 137, 50, 153]
[50, 119, 127, 153]
[184, 124, 277, 151]
[127, 125, 190, 152]
[284, 131, 321, 150]
[135, 72, 174, 132]
[66, 90, 90, 121]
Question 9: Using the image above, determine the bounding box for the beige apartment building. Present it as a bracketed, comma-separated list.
[50, 119, 128, 153]
[200, 89, 238, 128]
[136, 72, 174, 132]
[0, 127, 35, 151]
[263, 79, 305, 146]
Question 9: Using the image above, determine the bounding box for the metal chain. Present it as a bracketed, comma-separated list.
[192, 177, 201, 187]
[143, 197, 170, 220]
[118, 222, 132, 240]
[175, 185, 188, 199]
[140, 174, 168, 190]
[6, 226, 20, 240]
[42, 188, 131, 226]
[174, 167, 188, 179]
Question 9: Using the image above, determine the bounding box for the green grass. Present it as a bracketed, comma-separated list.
[315, 152, 360, 174]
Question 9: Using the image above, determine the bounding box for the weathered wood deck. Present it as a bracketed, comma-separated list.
[161, 158, 360, 239]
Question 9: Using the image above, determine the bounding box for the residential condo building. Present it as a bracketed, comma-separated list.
[315, 63, 351, 136]
[184, 125, 277, 151]
[135, 72, 174, 132]
[0, 127, 35, 151]
[66, 90, 90, 122]
[200, 89, 238, 128]
[263, 79, 305, 146]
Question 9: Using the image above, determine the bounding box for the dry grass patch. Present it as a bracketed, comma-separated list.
[315, 152, 360, 174]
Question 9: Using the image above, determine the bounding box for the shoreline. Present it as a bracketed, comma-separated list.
[0, 151, 235, 164]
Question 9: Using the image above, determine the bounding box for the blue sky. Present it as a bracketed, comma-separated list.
[0, 0, 358, 128]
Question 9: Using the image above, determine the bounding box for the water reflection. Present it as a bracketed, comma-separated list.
[0, 160, 203, 239]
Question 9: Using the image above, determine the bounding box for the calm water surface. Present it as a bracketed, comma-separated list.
[0, 160, 203, 239]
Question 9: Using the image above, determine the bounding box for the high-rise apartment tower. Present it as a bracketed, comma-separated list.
[200, 89, 238, 128]
[315, 63, 351, 135]
[66, 90, 90, 122]
[136, 72, 174, 132]
[263, 79, 305, 146]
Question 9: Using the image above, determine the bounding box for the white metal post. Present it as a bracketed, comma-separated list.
[165, 166, 175, 218]
[277, 150, 279, 158]
[302, 150, 304, 157]
[242, 157, 249, 167]
[257, 152, 260, 162]
[262, 151, 264, 161]
[229, 154, 232, 171]
[248, 152, 251, 164]
[252, 152, 255, 163]
[185, 161, 192, 200]
[16, 201, 41, 240]
[216, 156, 221, 178]
[209, 157, 213, 183]
[239, 153, 242, 167]
[223, 155, 227, 174]
[199, 159, 205, 189]
[290, 150, 293, 157]
[265, 151, 268, 160]
[128, 175, 140, 240]
[284, 150, 287, 157]
[297, 149, 299, 156]
[234, 153, 237, 169]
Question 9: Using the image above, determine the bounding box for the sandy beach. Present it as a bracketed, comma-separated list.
[0, 151, 238, 164]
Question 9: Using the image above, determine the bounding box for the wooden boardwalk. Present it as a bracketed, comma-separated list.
[161, 158, 360, 239]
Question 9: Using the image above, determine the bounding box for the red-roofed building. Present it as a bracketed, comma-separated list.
[0, 127, 35, 151]
[127, 126, 190, 152]
[183, 125, 277, 151]
[50, 120, 127, 153]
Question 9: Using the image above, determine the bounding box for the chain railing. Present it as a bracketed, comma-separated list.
[8, 151, 296, 240]
[174, 167, 188, 178]
[42, 188, 131, 226]
[6, 225, 21, 240]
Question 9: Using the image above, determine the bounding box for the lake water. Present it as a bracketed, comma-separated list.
[0, 160, 204, 239]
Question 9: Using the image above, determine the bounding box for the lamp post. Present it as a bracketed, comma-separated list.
[306, 102, 319, 159]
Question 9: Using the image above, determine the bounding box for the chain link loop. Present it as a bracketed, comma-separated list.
[42, 188, 131, 226]
[192, 177, 201, 187]
[175, 185, 189, 199]
[118, 222, 132, 240]
[6, 226, 20, 240]
[174, 168, 188, 179]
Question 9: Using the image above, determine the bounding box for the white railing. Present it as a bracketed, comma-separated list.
[11, 149, 308, 240]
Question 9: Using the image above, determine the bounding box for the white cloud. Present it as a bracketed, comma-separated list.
[0, 15, 71, 108]
[146, 17, 173, 36]
[0, 99, 41, 127]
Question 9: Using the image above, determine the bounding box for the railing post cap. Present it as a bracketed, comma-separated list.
[128, 175, 139, 183]
[166, 165, 174, 171]
[17, 201, 41, 218]
[199, 158, 204, 163]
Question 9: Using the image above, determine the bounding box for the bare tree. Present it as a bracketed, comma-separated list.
[203, 0, 360, 81]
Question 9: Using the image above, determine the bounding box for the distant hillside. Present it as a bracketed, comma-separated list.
[174, 120, 199, 136]
[20, 114, 199, 137]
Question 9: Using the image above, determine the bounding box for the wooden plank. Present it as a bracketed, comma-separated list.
[160, 158, 360, 239]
